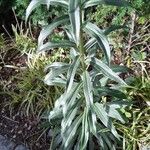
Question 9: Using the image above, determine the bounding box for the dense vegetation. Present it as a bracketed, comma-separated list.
[0, 0, 149, 150]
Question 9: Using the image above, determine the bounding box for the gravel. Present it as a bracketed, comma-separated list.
[0, 135, 29, 150]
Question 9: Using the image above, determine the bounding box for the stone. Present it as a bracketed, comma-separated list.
[15, 145, 29, 150]
[0, 135, 29, 150]
[0, 135, 15, 150]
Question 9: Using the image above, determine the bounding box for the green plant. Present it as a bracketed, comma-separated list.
[11, 23, 37, 54]
[115, 62, 150, 150]
[26, 0, 129, 149]
[7, 48, 69, 117]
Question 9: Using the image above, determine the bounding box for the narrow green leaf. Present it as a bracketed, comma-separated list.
[61, 107, 78, 133]
[66, 55, 80, 92]
[111, 65, 130, 73]
[93, 103, 109, 127]
[44, 76, 66, 86]
[84, 38, 97, 52]
[45, 62, 69, 71]
[87, 57, 127, 85]
[104, 25, 128, 35]
[97, 87, 127, 99]
[88, 109, 97, 134]
[38, 41, 76, 52]
[44, 62, 69, 86]
[93, 103, 120, 139]
[47, 0, 69, 9]
[63, 114, 82, 148]
[83, 0, 129, 8]
[105, 105, 125, 123]
[26, 0, 68, 21]
[83, 71, 93, 107]
[63, 83, 82, 116]
[80, 108, 89, 150]
[26, 0, 47, 21]
[49, 107, 63, 121]
[69, 0, 81, 45]
[38, 15, 69, 47]
[84, 22, 111, 64]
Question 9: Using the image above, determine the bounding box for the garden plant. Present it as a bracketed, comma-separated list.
[26, 0, 131, 149]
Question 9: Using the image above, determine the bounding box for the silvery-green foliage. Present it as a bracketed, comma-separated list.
[26, 0, 129, 149]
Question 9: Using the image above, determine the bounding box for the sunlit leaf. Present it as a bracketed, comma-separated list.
[84, 22, 111, 64]
[66, 55, 80, 92]
[83, 0, 129, 8]
[83, 71, 93, 107]
[38, 15, 69, 47]
[80, 108, 89, 150]
[38, 40, 76, 52]
[69, 0, 81, 45]
[87, 57, 127, 85]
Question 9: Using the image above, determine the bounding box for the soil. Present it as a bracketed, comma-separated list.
[0, 47, 51, 150]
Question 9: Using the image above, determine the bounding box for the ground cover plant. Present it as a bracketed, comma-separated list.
[26, 0, 132, 149]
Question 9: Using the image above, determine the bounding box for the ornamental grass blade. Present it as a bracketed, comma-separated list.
[66, 55, 80, 92]
[87, 57, 127, 85]
[84, 22, 111, 64]
[83, 71, 93, 107]
[69, 0, 81, 45]
[38, 15, 69, 47]
[83, 0, 129, 8]
[38, 41, 76, 52]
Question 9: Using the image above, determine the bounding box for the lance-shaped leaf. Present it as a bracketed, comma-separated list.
[63, 83, 82, 116]
[44, 62, 69, 86]
[80, 108, 89, 150]
[86, 57, 127, 85]
[62, 107, 78, 132]
[66, 55, 80, 92]
[84, 22, 111, 64]
[104, 25, 128, 35]
[96, 87, 127, 99]
[38, 40, 76, 52]
[88, 109, 97, 134]
[83, 71, 93, 107]
[64, 25, 76, 42]
[93, 103, 120, 139]
[104, 105, 125, 123]
[47, 0, 69, 9]
[26, 0, 47, 21]
[83, 0, 129, 8]
[84, 38, 97, 52]
[62, 114, 82, 148]
[69, 0, 81, 45]
[45, 62, 69, 71]
[38, 15, 69, 47]
[44, 76, 66, 86]
[26, 0, 68, 21]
